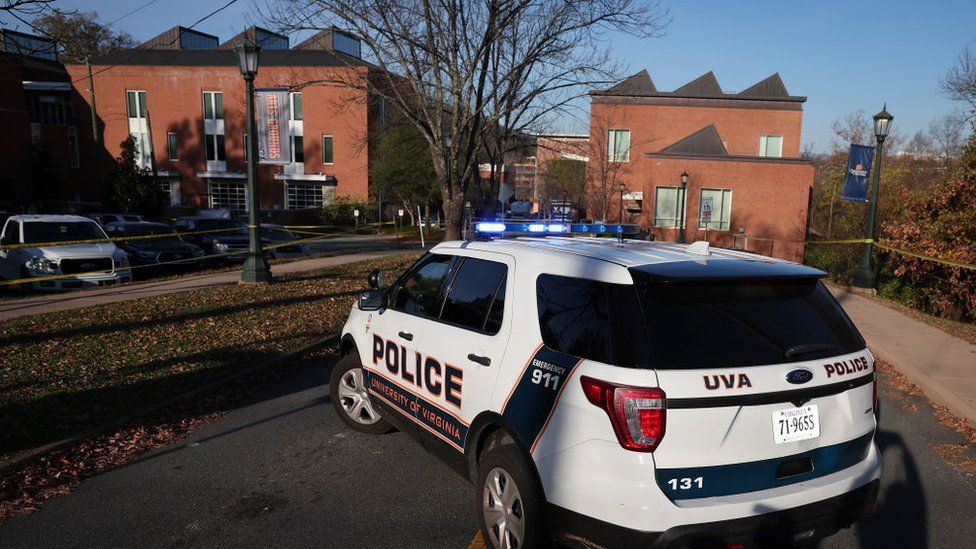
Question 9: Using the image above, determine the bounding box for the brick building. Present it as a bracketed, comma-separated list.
[589, 70, 815, 261]
[0, 29, 89, 213]
[64, 26, 379, 215]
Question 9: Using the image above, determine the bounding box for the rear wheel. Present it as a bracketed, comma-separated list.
[476, 438, 550, 549]
[329, 353, 393, 434]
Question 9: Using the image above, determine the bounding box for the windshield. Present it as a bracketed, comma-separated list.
[635, 277, 865, 369]
[23, 221, 107, 244]
[121, 224, 182, 242]
[193, 219, 238, 231]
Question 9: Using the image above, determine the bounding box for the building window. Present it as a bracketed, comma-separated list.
[158, 179, 180, 206]
[202, 91, 223, 120]
[698, 188, 732, 231]
[285, 182, 332, 209]
[290, 92, 302, 121]
[28, 93, 72, 126]
[68, 128, 80, 168]
[291, 135, 304, 163]
[607, 129, 630, 162]
[208, 181, 247, 214]
[322, 135, 333, 164]
[653, 186, 687, 228]
[759, 134, 783, 158]
[167, 132, 178, 161]
[126, 90, 147, 119]
[205, 134, 225, 162]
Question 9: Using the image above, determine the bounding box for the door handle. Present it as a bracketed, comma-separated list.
[398, 331, 414, 341]
[467, 353, 491, 366]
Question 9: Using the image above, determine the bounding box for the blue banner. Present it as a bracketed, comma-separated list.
[841, 144, 875, 202]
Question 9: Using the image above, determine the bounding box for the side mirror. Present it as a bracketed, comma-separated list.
[358, 289, 384, 311]
[367, 268, 383, 289]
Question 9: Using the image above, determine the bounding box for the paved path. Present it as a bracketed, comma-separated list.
[829, 284, 976, 425]
[0, 236, 416, 321]
[1, 355, 973, 549]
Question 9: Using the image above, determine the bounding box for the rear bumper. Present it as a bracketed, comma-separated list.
[548, 478, 880, 548]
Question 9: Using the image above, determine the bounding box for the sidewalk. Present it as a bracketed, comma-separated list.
[828, 284, 976, 424]
[0, 249, 407, 321]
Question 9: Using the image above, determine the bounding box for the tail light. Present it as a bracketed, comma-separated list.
[580, 376, 666, 452]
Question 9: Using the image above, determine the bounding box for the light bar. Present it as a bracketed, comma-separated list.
[473, 221, 640, 236]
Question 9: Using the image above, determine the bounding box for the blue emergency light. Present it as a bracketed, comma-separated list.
[473, 221, 639, 237]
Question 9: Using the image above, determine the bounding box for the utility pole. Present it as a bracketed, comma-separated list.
[85, 58, 99, 144]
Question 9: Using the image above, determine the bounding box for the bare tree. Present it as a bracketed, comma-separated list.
[941, 47, 976, 122]
[928, 111, 967, 165]
[904, 130, 932, 157]
[830, 108, 902, 153]
[587, 113, 634, 222]
[264, 0, 668, 239]
[0, 0, 58, 29]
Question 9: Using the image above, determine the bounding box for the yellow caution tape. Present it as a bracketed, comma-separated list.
[874, 243, 976, 271]
[0, 226, 244, 252]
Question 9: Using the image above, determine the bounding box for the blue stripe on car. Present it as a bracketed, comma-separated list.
[502, 346, 581, 450]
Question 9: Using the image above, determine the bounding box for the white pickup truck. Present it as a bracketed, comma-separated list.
[0, 214, 132, 291]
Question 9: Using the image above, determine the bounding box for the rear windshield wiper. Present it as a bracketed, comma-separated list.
[784, 343, 836, 359]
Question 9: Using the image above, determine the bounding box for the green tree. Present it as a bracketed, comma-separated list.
[33, 10, 135, 63]
[370, 122, 439, 226]
[112, 136, 162, 217]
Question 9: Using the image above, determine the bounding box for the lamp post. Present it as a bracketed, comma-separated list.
[677, 171, 688, 244]
[853, 105, 893, 289]
[618, 182, 627, 223]
[235, 39, 270, 284]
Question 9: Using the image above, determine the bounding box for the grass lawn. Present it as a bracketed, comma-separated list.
[0, 252, 420, 462]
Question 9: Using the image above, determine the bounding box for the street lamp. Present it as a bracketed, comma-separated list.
[677, 171, 688, 244]
[618, 182, 627, 223]
[235, 38, 271, 284]
[853, 104, 894, 289]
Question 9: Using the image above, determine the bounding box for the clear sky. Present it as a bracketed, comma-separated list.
[33, 0, 976, 153]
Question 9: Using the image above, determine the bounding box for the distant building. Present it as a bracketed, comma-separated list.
[0, 29, 90, 213]
[589, 70, 815, 261]
[65, 25, 381, 215]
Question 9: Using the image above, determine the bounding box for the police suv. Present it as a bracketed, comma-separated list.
[332, 223, 881, 548]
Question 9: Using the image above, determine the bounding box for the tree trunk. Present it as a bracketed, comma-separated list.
[443, 193, 465, 241]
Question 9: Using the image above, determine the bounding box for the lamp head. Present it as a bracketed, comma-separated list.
[873, 103, 893, 141]
[235, 37, 260, 77]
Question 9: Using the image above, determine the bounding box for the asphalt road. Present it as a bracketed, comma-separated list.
[1, 356, 974, 549]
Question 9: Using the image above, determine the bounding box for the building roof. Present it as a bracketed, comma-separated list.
[436, 238, 819, 277]
[659, 125, 728, 156]
[138, 26, 219, 50]
[219, 26, 289, 50]
[592, 70, 806, 102]
[87, 48, 370, 68]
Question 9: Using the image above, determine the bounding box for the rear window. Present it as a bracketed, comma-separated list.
[192, 219, 238, 231]
[635, 277, 865, 369]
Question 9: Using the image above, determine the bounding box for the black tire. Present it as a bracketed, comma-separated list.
[329, 353, 394, 434]
[476, 438, 551, 549]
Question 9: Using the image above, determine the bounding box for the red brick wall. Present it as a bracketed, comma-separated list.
[65, 63, 371, 210]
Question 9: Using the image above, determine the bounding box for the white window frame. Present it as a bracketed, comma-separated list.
[202, 91, 225, 171]
[284, 182, 331, 210]
[126, 90, 151, 168]
[758, 134, 783, 158]
[289, 92, 302, 121]
[607, 129, 631, 162]
[697, 188, 732, 231]
[653, 185, 687, 228]
[207, 181, 247, 214]
[322, 135, 334, 165]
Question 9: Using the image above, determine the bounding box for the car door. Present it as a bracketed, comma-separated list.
[363, 253, 457, 438]
[418, 251, 513, 454]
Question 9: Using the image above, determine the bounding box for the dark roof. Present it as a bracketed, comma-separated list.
[219, 26, 289, 50]
[737, 73, 790, 99]
[593, 70, 806, 102]
[659, 125, 728, 156]
[672, 71, 722, 96]
[138, 26, 219, 50]
[600, 69, 656, 95]
[88, 48, 370, 68]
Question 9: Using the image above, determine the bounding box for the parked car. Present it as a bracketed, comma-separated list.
[105, 222, 204, 275]
[173, 217, 269, 261]
[259, 224, 309, 259]
[0, 215, 131, 291]
[88, 213, 146, 226]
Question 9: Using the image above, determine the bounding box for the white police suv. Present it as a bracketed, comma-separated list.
[331, 224, 881, 548]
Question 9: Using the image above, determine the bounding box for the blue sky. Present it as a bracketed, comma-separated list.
[37, 0, 976, 152]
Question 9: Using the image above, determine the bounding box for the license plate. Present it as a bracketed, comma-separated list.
[772, 404, 820, 444]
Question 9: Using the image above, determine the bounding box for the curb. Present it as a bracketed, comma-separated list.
[872, 347, 976, 426]
[0, 333, 339, 476]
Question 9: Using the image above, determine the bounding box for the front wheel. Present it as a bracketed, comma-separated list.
[476, 439, 550, 549]
[329, 353, 394, 434]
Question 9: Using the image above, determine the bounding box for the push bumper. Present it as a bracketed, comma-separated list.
[547, 478, 880, 549]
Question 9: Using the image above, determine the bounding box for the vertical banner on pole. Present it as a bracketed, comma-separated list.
[841, 144, 875, 202]
[255, 88, 291, 165]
